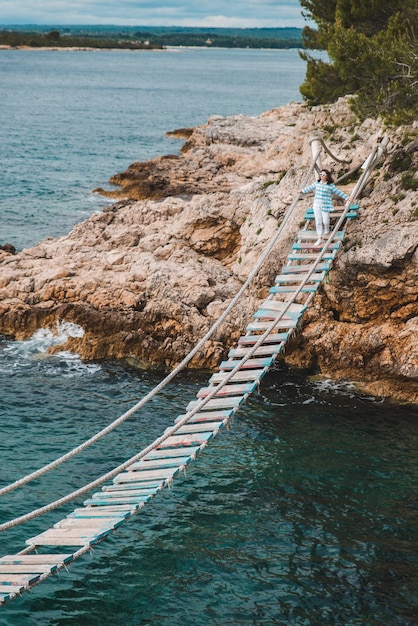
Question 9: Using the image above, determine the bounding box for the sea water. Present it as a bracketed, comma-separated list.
[0, 48, 417, 626]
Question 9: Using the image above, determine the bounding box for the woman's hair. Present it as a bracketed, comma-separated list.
[318, 168, 333, 184]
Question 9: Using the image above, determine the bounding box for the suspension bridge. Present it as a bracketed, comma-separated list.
[0, 133, 389, 605]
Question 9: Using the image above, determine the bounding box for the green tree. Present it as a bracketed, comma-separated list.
[46, 30, 61, 41]
[299, 0, 418, 124]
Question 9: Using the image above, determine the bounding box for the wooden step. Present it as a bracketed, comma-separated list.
[228, 343, 284, 358]
[54, 517, 125, 530]
[210, 370, 266, 384]
[275, 271, 326, 283]
[246, 319, 299, 331]
[142, 446, 201, 459]
[126, 456, 193, 470]
[293, 242, 340, 251]
[304, 206, 358, 219]
[287, 252, 336, 261]
[0, 554, 73, 566]
[255, 300, 305, 320]
[219, 356, 274, 370]
[26, 527, 108, 547]
[113, 473, 169, 486]
[0, 565, 52, 576]
[69, 506, 133, 516]
[115, 467, 180, 482]
[157, 432, 215, 449]
[103, 483, 160, 493]
[84, 493, 153, 507]
[0, 573, 41, 585]
[298, 229, 344, 240]
[257, 299, 306, 314]
[1, 585, 26, 603]
[270, 284, 319, 294]
[175, 410, 234, 424]
[197, 381, 257, 397]
[282, 262, 331, 273]
[174, 421, 226, 434]
[238, 332, 289, 345]
[187, 396, 245, 411]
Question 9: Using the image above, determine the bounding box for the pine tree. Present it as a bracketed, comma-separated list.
[299, 0, 418, 124]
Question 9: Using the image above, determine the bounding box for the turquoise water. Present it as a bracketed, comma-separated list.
[0, 49, 417, 625]
[1, 47, 306, 251]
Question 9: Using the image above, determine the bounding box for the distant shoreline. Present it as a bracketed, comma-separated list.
[0, 45, 165, 51]
[0, 26, 303, 51]
[0, 44, 303, 52]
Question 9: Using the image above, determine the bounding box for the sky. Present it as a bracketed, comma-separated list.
[0, 0, 307, 28]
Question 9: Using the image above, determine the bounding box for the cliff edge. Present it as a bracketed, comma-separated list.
[1, 97, 417, 403]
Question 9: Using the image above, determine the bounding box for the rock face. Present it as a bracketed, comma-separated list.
[1, 98, 417, 403]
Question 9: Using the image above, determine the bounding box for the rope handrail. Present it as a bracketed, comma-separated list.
[0, 150, 321, 505]
[0, 133, 389, 533]
[309, 131, 352, 165]
[0, 152, 323, 533]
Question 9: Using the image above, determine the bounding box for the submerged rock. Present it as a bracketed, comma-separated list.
[0, 98, 417, 403]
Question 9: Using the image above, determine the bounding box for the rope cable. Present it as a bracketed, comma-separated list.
[0, 135, 388, 532]
[0, 151, 321, 503]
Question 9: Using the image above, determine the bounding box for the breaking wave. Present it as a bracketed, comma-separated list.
[0, 321, 101, 376]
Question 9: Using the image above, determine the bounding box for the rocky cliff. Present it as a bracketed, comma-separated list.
[1, 98, 417, 403]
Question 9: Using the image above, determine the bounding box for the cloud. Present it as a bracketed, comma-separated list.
[0, 0, 306, 28]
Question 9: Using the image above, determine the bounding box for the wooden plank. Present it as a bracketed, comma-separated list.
[69, 506, 133, 517]
[210, 370, 266, 384]
[26, 527, 111, 546]
[229, 344, 284, 358]
[282, 262, 331, 273]
[175, 411, 233, 424]
[157, 432, 214, 448]
[304, 209, 358, 219]
[84, 495, 152, 507]
[287, 252, 336, 261]
[174, 421, 226, 434]
[293, 242, 340, 251]
[1, 588, 23, 603]
[253, 308, 301, 321]
[0, 564, 56, 574]
[275, 271, 325, 282]
[257, 300, 306, 314]
[0, 573, 40, 585]
[246, 320, 298, 332]
[89, 490, 153, 501]
[26, 537, 91, 547]
[298, 229, 344, 240]
[219, 357, 274, 370]
[103, 483, 159, 493]
[143, 445, 202, 457]
[305, 203, 358, 212]
[113, 473, 168, 485]
[0, 554, 73, 565]
[121, 467, 179, 480]
[56, 516, 123, 527]
[0, 584, 25, 597]
[62, 514, 125, 524]
[238, 332, 289, 345]
[187, 396, 244, 410]
[125, 456, 192, 470]
[270, 285, 319, 294]
[197, 382, 257, 397]
[89, 490, 154, 501]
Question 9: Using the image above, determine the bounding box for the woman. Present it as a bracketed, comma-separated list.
[301, 169, 349, 246]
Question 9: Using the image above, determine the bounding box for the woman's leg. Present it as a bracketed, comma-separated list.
[313, 202, 323, 238]
[322, 210, 330, 234]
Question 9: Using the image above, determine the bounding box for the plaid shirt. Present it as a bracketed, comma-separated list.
[301, 181, 349, 212]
